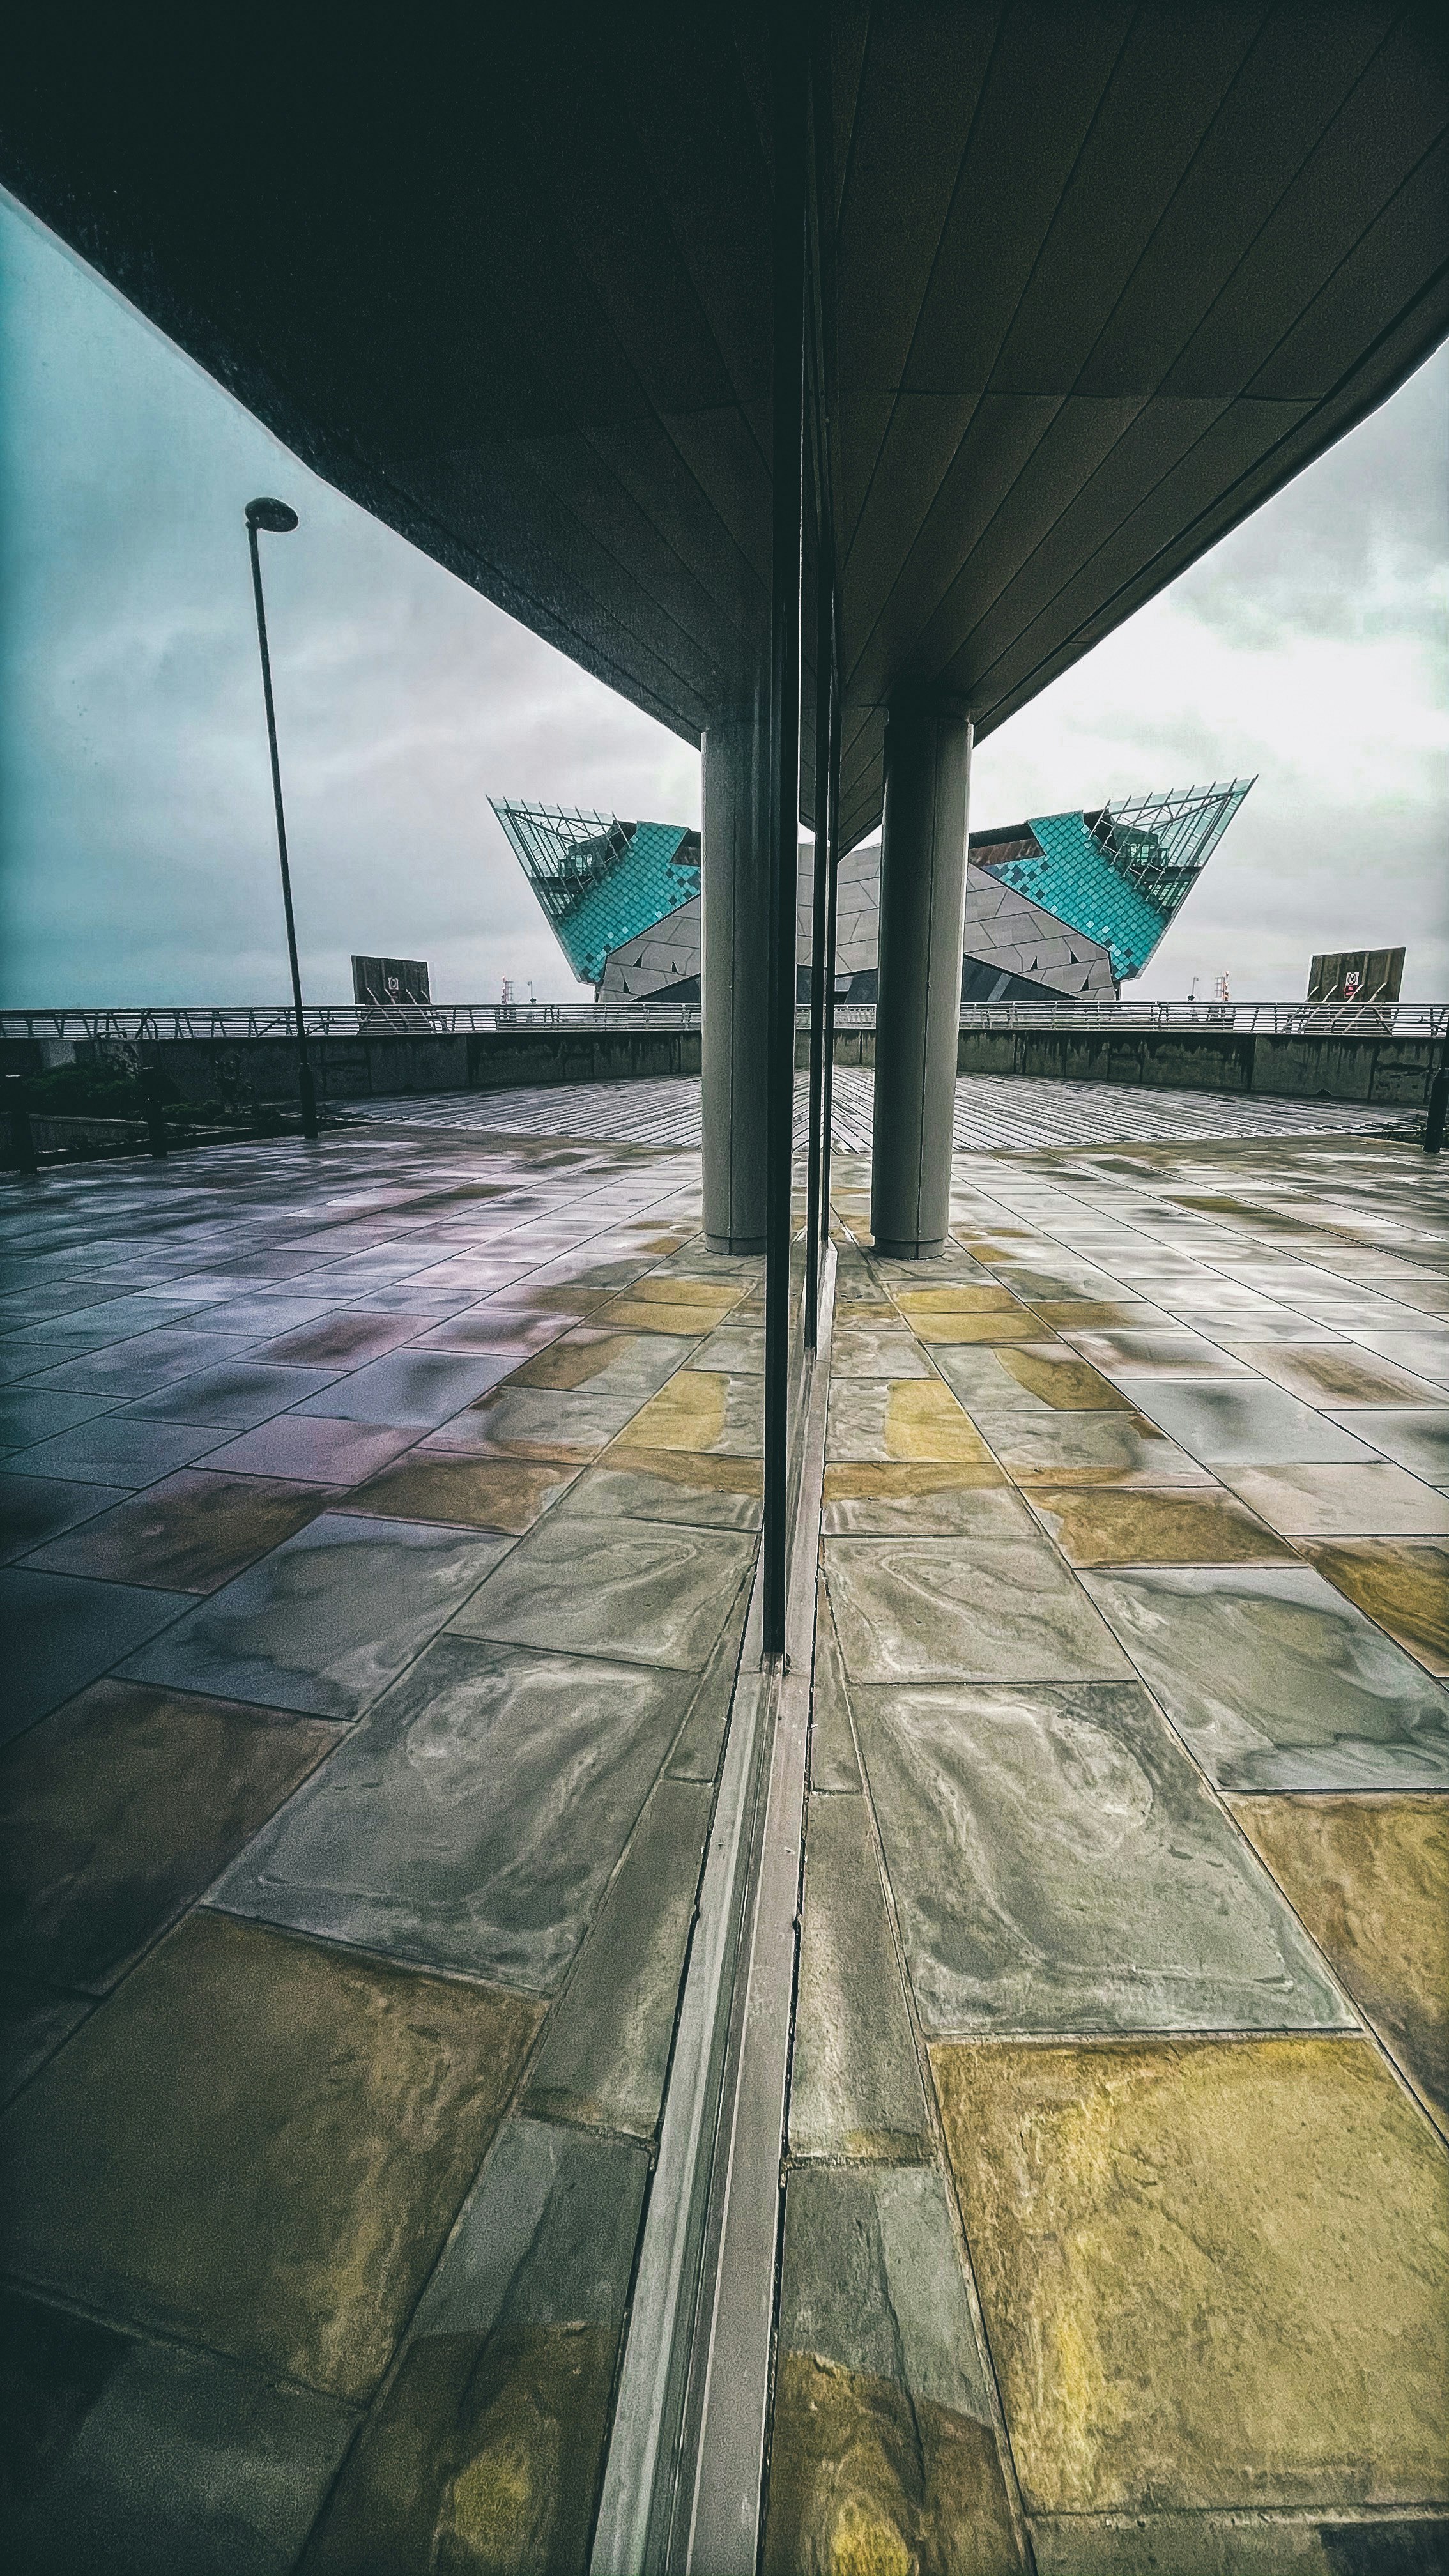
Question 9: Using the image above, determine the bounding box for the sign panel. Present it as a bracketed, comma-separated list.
[351, 956, 431, 1008]
[1307, 947, 1404, 1004]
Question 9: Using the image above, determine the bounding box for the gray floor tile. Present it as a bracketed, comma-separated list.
[790, 1791, 930, 2158]
[213, 1634, 694, 1991]
[976, 1410, 1214, 1483]
[0, 2289, 358, 2576]
[686, 1324, 766, 1374]
[1116, 1379, 1380, 1465]
[1082, 1564, 1449, 1790]
[183, 1294, 362, 1336]
[1, 1568, 192, 1742]
[257, 1312, 423, 1367]
[26, 1330, 263, 1399]
[197, 1415, 417, 1483]
[124, 1361, 348, 1427]
[525, 1774, 714, 2133]
[451, 1512, 755, 1670]
[291, 1347, 521, 1426]
[1348, 1328, 1449, 1382]
[509, 1325, 696, 1402]
[853, 1679, 1351, 2039]
[0, 1472, 126, 1561]
[420, 1382, 643, 1458]
[1222, 1462, 1449, 1536]
[119, 1514, 507, 1721]
[830, 1328, 935, 1379]
[1331, 1408, 1449, 1482]
[820, 1476, 1034, 1536]
[12, 1416, 227, 1487]
[1062, 1329, 1252, 1376]
[809, 1585, 861, 1790]
[666, 1580, 755, 1779]
[0, 1386, 118, 1446]
[556, 1451, 764, 1530]
[825, 1536, 1133, 1684]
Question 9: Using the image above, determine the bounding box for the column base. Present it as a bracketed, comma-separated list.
[704, 1231, 766, 1256]
[872, 1236, 947, 1260]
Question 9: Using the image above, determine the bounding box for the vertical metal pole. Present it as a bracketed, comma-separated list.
[803, 540, 834, 1349]
[818, 615, 841, 1246]
[1425, 1027, 1449, 1153]
[763, 14, 807, 1659]
[247, 524, 319, 1141]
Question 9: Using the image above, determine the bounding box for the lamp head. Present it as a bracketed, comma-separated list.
[245, 498, 299, 533]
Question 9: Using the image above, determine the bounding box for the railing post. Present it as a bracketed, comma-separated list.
[6, 1077, 38, 1176]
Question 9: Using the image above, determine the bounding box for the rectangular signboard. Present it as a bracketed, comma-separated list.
[1307, 947, 1404, 1004]
[351, 956, 431, 1008]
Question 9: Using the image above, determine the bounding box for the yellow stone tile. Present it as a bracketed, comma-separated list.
[622, 1372, 742, 1453]
[896, 1286, 1025, 1315]
[1303, 1539, 1449, 1675]
[1227, 1795, 1448, 2136]
[931, 2036, 1449, 2515]
[624, 1276, 744, 1306]
[348, 1453, 576, 1533]
[763, 2352, 1022, 2575]
[912, 1310, 1045, 1344]
[884, 1380, 998, 1464]
[503, 1332, 615, 1388]
[594, 1295, 735, 1334]
[823, 1460, 1005, 1502]
[997, 1349, 1130, 1411]
[1026, 1485, 1294, 1565]
[0, 1912, 540, 2401]
[597, 1443, 763, 1499]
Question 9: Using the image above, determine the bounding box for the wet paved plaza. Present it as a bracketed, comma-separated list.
[2, 1100, 1446, 2572]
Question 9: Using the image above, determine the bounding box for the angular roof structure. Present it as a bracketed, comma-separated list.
[980, 779, 1254, 982]
[506, 781, 1248, 1000]
[491, 802, 700, 988]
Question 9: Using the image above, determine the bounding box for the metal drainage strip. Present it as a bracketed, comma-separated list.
[590, 1245, 835, 2576]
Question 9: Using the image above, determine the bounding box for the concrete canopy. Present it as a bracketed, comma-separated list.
[3, 3, 1445, 851]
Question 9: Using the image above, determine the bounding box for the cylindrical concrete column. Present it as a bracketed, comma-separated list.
[702, 703, 770, 1252]
[870, 701, 972, 1257]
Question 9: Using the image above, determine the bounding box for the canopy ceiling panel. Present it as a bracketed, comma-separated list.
[3, 0, 1445, 854]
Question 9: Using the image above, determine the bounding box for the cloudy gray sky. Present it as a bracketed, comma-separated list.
[2, 187, 1445, 1008]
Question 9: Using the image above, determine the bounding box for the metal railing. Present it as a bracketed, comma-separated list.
[1, 998, 1443, 1045]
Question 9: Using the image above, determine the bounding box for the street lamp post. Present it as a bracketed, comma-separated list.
[245, 497, 318, 1141]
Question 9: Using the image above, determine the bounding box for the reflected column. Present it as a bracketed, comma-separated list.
[702, 700, 770, 1253]
[870, 698, 972, 1257]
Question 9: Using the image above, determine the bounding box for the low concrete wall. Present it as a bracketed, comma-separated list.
[0, 1025, 703, 1103]
[1, 1022, 1430, 1109]
[832, 1024, 1435, 1106]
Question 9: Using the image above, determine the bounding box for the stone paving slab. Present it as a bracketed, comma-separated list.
[118, 1512, 510, 1721]
[932, 2037, 1449, 2520]
[852, 1679, 1350, 2039]
[213, 1636, 698, 1994]
[1227, 1793, 1448, 2136]
[0, 1677, 339, 1992]
[1081, 1563, 1449, 1789]
[1, 1910, 539, 2401]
